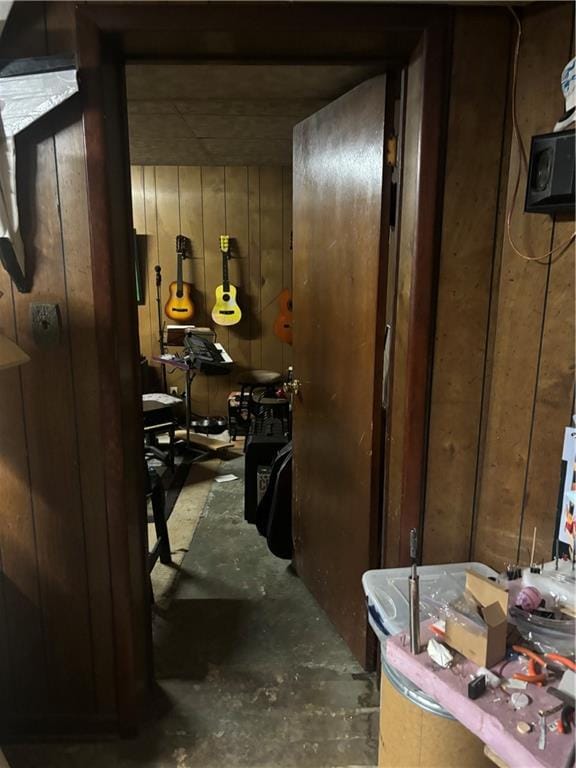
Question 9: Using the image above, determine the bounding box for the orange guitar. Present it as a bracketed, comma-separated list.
[273, 289, 293, 345]
[164, 235, 195, 322]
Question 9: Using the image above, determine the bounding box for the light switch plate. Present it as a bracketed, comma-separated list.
[30, 303, 61, 347]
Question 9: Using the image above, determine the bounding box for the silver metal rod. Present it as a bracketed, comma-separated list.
[409, 563, 420, 654]
[410, 527, 418, 563]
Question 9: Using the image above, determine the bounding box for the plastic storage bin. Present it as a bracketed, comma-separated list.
[363, 562, 497, 768]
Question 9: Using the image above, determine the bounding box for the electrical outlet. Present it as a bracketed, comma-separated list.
[30, 303, 61, 347]
[169, 386, 179, 396]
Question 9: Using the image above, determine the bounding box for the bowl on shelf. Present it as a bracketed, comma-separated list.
[510, 605, 575, 656]
[190, 417, 227, 435]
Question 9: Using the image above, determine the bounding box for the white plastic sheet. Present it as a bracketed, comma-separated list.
[0, 68, 78, 137]
[0, 67, 78, 284]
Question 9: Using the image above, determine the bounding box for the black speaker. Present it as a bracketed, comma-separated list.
[244, 418, 288, 524]
[525, 130, 575, 214]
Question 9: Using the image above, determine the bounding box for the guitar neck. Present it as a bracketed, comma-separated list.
[176, 252, 183, 292]
[222, 250, 229, 291]
[175, 235, 190, 294]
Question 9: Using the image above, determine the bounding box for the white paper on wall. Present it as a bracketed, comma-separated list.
[559, 426, 576, 546]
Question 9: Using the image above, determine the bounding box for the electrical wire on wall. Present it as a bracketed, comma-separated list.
[506, 6, 576, 263]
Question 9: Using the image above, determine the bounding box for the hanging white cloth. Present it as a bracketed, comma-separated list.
[0, 67, 78, 290]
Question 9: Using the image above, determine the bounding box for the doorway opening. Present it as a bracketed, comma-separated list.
[64, 0, 451, 741]
[127, 61, 393, 763]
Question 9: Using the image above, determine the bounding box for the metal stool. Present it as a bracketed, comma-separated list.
[229, 369, 283, 439]
[251, 390, 290, 432]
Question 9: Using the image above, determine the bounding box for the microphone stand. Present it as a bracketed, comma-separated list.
[155, 264, 168, 393]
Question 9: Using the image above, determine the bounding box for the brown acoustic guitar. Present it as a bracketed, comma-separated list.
[164, 234, 195, 322]
[273, 289, 293, 345]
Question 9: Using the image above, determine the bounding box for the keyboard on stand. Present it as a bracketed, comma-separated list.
[152, 332, 234, 448]
[184, 333, 233, 375]
[154, 333, 233, 376]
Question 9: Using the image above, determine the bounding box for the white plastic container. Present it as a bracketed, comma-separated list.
[362, 562, 497, 643]
[362, 562, 498, 722]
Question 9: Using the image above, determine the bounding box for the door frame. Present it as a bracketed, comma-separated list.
[73, 0, 452, 732]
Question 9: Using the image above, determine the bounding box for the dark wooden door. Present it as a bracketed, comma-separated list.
[292, 75, 391, 667]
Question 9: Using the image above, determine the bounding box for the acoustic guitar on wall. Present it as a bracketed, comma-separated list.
[211, 235, 242, 327]
[164, 234, 195, 322]
[273, 289, 293, 345]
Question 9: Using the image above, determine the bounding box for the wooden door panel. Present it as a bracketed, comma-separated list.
[292, 75, 388, 666]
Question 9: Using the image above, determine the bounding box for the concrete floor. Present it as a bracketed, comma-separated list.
[5, 454, 378, 768]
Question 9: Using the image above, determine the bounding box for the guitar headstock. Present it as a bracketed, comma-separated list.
[220, 235, 230, 255]
[176, 234, 189, 259]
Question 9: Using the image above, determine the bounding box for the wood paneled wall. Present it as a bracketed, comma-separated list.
[385, 41, 425, 567]
[0, 2, 118, 732]
[131, 164, 293, 415]
[0, 1, 149, 737]
[422, 3, 575, 570]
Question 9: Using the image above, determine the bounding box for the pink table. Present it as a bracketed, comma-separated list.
[386, 622, 572, 768]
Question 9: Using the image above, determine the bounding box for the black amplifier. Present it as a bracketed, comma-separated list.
[244, 418, 289, 524]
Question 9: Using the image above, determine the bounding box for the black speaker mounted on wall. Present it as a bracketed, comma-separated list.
[524, 130, 575, 215]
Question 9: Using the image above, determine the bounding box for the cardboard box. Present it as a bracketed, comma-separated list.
[378, 671, 491, 768]
[444, 570, 509, 668]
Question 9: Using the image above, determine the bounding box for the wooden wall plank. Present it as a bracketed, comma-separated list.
[385, 43, 423, 568]
[155, 165, 180, 290]
[131, 165, 151, 360]
[0, 272, 47, 718]
[155, 165, 188, 399]
[0, 546, 12, 715]
[202, 166, 230, 413]
[422, 9, 510, 564]
[259, 166, 285, 375]
[514, 8, 575, 564]
[225, 166, 251, 376]
[15, 119, 94, 713]
[248, 166, 262, 369]
[518, 224, 575, 563]
[472, 2, 573, 569]
[178, 165, 209, 413]
[143, 165, 162, 390]
[178, 165, 205, 262]
[54, 113, 116, 716]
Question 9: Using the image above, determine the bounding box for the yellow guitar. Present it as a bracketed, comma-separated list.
[211, 235, 242, 327]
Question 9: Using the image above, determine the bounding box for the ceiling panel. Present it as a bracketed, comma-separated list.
[127, 63, 386, 166]
[128, 137, 292, 166]
[128, 98, 330, 117]
[126, 63, 387, 100]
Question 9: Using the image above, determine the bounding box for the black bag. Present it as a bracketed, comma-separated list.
[255, 442, 293, 559]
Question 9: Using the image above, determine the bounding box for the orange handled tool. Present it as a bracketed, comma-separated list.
[512, 645, 576, 687]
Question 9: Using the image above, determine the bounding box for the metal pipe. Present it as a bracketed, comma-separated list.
[155, 264, 168, 392]
[408, 527, 420, 654]
[409, 562, 420, 654]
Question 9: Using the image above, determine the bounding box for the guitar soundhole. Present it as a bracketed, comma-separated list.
[287, 301, 293, 311]
[176, 290, 183, 299]
[223, 293, 230, 302]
